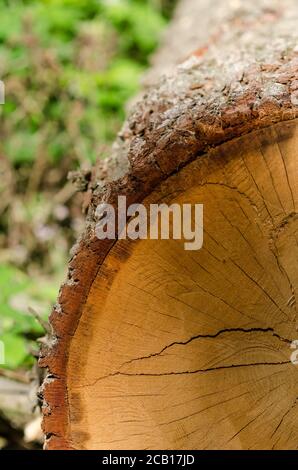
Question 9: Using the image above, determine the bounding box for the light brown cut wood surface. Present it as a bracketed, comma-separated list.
[66, 120, 298, 450]
[40, 0, 298, 449]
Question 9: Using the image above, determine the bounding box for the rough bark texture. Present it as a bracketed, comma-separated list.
[40, 0, 298, 449]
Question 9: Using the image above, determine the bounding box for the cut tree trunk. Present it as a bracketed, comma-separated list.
[40, 0, 298, 450]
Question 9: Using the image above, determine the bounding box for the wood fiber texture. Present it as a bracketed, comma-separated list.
[40, 0, 298, 449]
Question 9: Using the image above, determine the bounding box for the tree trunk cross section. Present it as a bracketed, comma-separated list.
[40, 0, 298, 450]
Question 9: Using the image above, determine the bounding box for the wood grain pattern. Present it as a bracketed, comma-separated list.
[65, 122, 298, 450]
[40, 0, 298, 449]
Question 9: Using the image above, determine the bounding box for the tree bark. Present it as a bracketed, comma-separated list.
[40, 0, 298, 450]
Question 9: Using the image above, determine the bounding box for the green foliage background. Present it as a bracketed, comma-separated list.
[0, 0, 174, 369]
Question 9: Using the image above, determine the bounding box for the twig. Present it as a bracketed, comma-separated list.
[28, 306, 51, 335]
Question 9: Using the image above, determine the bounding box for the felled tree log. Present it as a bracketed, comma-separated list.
[40, 0, 298, 450]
